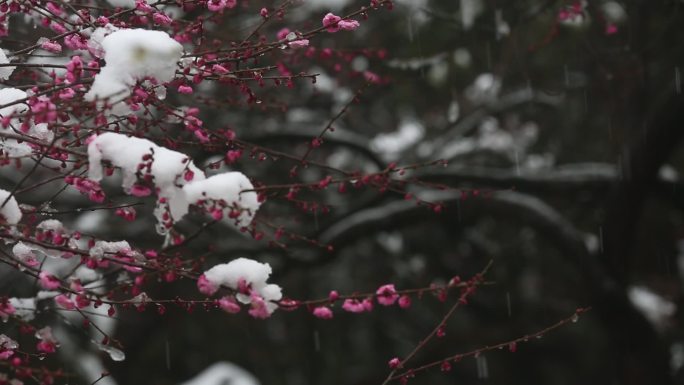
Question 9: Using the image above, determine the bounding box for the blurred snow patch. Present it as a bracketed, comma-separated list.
[447, 101, 460, 123]
[396, 0, 429, 27]
[351, 56, 369, 72]
[672, 343, 684, 373]
[495, 9, 510, 39]
[74, 211, 108, 233]
[427, 61, 450, 87]
[602, 1, 627, 23]
[0, 189, 21, 225]
[309, 68, 335, 94]
[377, 232, 404, 255]
[371, 119, 425, 161]
[461, 0, 484, 30]
[583, 233, 599, 254]
[523, 153, 555, 170]
[453, 48, 472, 67]
[465, 73, 501, 103]
[628, 286, 675, 330]
[438, 118, 539, 161]
[181, 362, 260, 385]
[0, 49, 15, 80]
[287, 108, 316, 123]
[659, 164, 679, 182]
[301, 0, 351, 10]
[326, 149, 353, 170]
[9, 298, 35, 321]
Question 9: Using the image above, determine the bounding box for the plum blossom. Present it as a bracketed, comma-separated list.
[54, 294, 75, 310]
[178, 85, 193, 94]
[322, 13, 360, 33]
[198, 274, 218, 296]
[376, 284, 399, 306]
[277, 28, 290, 40]
[0, 301, 15, 321]
[40, 40, 62, 53]
[152, 12, 172, 25]
[218, 296, 241, 314]
[198, 258, 282, 317]
[35, 327, 58, 354]
[322, 13, 341, 32]
[247, 294, 271, 319]
[207, 0, 236, 12]
[362, 298, 374, 312]
[0, 335, 18, 360]
[286, 32, 309, 48]
[313, 306, 333, 319]
[338, 19, 360, 30]
[39, 272, 61, 290]
[12, 243, 39, 268]
[342, 299, 366, 313]
[398, 295, 411, 309]
[289, 39, 310, 48]
[65, 175, 106, 203]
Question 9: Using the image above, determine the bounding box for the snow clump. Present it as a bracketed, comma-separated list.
[0, 189, 21, 225]
[85, 29, 183, 103]
[87, 133, 260, 234]
[198, 258, 282, 318]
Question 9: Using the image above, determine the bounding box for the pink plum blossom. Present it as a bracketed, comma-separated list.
[322, 13, 360, 33]
[342, 299, 366, 313]
[248, 294, 271, 319]
[313, 306, 333, 319]
[54, 294, 75, 310]
[197, 274, 218, 296]
[218, 296, 241, 314]
[376, 284, 399, 306]
[398, 295, 412, 309]
[39, 272, 61, 290]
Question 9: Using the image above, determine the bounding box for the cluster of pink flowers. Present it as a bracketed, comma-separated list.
[115, 207, 137, 221]
[311, 284, 413, 319]
[322, 13, 360, 33]
[247, 294, 271, 319]
[197, 274, 217, 296]
[40, 40, 62, 53]
[38, 272, 61, 290]
[376, 284, 399, 305]
[0, 301, 16, 322]
[207, 0, 237, 12]
[276, 28, 310, 48]
[557, 1, 584, 21]
[217, 296, 241, 314]
[65, 175, 106, 203]
[27, 96, 57, 125]
[198, 275, 277, 319]
[54, 293, 90, 310]
[35, 327, 58, 355]
[183, 107, 209, 143]
[0, 334, 18, 361]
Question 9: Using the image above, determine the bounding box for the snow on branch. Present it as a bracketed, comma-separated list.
[85, 28, 183, 105]
[87, 133, 260, 234]
[0, 188, 21, 225]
